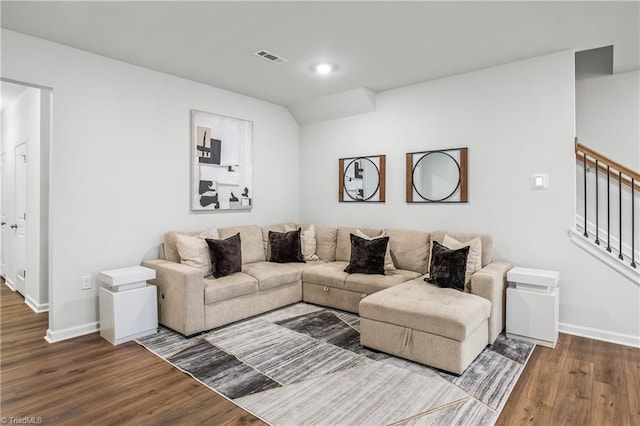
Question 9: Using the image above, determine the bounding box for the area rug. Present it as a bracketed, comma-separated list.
[137, 303, 534, 425]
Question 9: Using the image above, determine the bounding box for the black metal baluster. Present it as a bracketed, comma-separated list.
[607, 166, 611, 252]
[619, 171, 624, 260]
[583, 153, 588, 238]
[632, 178, 636, 268]
[595, 159, 600, 245]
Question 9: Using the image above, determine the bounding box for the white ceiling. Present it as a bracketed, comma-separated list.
[1, 1, 638, 107]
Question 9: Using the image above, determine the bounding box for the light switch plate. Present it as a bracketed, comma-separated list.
[531, 173, 549, 190]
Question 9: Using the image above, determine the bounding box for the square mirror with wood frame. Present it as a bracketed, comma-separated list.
[406, 148, 468, 203]
[339, 155, 386, 202]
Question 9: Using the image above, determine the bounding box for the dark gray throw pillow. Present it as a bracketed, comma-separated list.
[269, 228, 305, 263]
[344, 233, 389, 275]
[206, 233, 242, 278]
[425, 241, 469, 291]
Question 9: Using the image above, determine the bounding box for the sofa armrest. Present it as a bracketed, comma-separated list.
[142, 259, 205, 336]
[469, 261, 511, 344]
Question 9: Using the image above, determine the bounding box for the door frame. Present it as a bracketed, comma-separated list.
[1, 77, 53, 318]
[0, 153, 8, 286]
[14, 142, 27, 296]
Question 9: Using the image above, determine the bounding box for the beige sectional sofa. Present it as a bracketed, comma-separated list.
[143, 222, 510, 373]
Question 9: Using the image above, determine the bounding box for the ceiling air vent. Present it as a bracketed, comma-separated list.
[254, 50, 288, 64]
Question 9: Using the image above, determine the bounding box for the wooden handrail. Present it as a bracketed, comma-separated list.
[577, 156, 640, 191]
[575, 138, 640, 190]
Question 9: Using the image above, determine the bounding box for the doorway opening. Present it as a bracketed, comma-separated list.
[0, 79, 52, 314]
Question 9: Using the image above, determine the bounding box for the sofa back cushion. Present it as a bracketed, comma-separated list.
[163, 231, 198, 263]
[384, 228, 431, 274]
[313, 225, 338, 262]
[219, 225, 266, 264]
[430, 231, 493, 268]
[335, 227, 383, 262]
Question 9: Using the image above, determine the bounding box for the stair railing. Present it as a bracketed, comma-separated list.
[575, 138, 638, 269]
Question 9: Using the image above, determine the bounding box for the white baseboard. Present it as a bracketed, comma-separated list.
[45, 322, 99, 343]
[559, 322, 640, 348]
[4, 279, 16, 292]
[25, 295, 49, 313]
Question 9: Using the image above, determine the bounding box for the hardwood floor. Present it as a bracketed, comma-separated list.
[496, 329, 640, 425]
[1, 282, 638, 425]
[0, 284, 265, 425]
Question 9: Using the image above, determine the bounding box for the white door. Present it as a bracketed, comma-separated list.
[14, 143, 27, 295]
[0, 154, 6, 279]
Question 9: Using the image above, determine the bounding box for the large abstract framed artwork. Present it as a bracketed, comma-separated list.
[192, 110, 253, 211]
[339, 155, 386, 202]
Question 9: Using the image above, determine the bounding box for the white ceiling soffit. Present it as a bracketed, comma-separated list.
[575, 45, 614, 80]
[1, 2, 638, 107]
[288, 87, 376, 125]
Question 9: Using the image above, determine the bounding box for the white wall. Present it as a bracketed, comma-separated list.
[576, 70, 640, 169]
[1, 86, 48, 311]
[1, 29, 300, 340]
[3, 29, 638, 346]
[299, 51, 640, 345]
[575, 71, 639, 273]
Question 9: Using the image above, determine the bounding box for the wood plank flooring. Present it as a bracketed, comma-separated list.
[1, 282, 638, 425]
[0, 284, 265, 425]
[497, 331, 640, 425]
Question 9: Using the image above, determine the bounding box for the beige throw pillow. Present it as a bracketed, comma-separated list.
[285, 224, 319, 261]
[442, 235, 482, 285]
[175, 228, 220, 276]
[355, 229, 396, 272]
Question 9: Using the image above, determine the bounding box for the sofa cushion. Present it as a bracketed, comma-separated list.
[302, 262, 349, 289]
[287, 223, 320, 261]
[163, 230, 198, 263]
[384, 228, 430, 274]
[344, 233, 388, 275]
[443, 234, 482, 286]
[314, 226, 338, 262]
[431, 231, 493, 268]
[354, 229, 396, 272]
[206, 233, 242, 278]
[219, 225, 266, 264]
[425, 241, 470, 291]
[242, 261, 308, 291]
[345, 269, 421, 294]
[174, 229, 220, 276]
[269, 229, 305, 263]
[261, 223, 296, 260]
[336, 227, 383, 262]
[360, 280, 491, 341]
[204, 273, 258, 304]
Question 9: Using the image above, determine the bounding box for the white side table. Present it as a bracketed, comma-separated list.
[98, 266, 158, 345]
[506, 267, 560, 348]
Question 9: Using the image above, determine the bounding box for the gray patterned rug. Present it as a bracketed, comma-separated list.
[137, 303, 534, 425]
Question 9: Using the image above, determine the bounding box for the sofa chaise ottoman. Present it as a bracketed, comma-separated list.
[360, 280, 492, 375]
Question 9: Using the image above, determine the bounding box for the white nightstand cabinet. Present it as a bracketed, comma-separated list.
[506, 267, 560, 348]
[98, 266, 158, 345]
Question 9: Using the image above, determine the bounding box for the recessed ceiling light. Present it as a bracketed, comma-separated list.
[314, 63, 333, 74]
